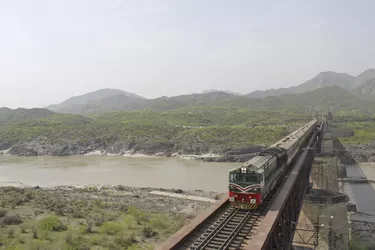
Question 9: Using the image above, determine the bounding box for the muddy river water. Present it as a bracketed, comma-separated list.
[0, 156, 239, 192]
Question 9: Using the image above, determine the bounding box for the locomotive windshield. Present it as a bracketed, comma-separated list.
[244, 174, 258, 182]
[229, 173, 259, 184]
[229, 173, 240, 182]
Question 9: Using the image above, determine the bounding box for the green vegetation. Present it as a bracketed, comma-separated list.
[0, 187, 184, 249]
[0, 108, 54, 124]
[333, 110, 375, 123]
[95, 107, 311, 127]
[2, 92, 375, 155]
[338, 122, 375, 145]
[174, 125, 288, 149]
[0, 107, 312, 155]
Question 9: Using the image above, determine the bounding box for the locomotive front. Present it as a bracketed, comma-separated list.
[228, 167, 263, 209]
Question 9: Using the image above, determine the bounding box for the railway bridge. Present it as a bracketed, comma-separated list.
[158, 118, 350, 250]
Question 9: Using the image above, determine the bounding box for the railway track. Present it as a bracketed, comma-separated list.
[188, 208, 250, 250]
[160, 151, 308, 250]
[182, 183, 281, 250]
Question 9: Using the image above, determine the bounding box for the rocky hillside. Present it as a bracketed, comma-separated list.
[0, 108, 305, 158]
[353, 79, 375, 100]
[246, 69, 375, 100]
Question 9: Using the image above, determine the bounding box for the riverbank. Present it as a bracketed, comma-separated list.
[345, 143, 375, 163]
[0, 185, 222, 249]
[1, 145, 265, 163]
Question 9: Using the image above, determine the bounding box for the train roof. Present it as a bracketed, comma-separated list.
[259, 147, 286, 157]
[242, 154, 273, 169]
[228, 119, 318, 174]
[229, 154, 274, 174]
[270, 119, 318, 150]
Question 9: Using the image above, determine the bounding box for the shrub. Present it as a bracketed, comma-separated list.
[127, 206, 147, 223]
[85, 220, 93, 233]
[143, 226, 157, 238]
[101, 221, 124, 235]
[114, 233, 137, 248]
[37, 215, 66, 232]
[0, 214, 22, 226]
[0, 210, 6, 218]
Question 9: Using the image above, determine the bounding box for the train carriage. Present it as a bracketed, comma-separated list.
[228, 119, 319, 210]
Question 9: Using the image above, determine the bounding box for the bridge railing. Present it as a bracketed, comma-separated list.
[246, 128, 320, 249]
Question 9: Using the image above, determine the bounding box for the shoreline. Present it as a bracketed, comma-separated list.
[0, 183, 223, 198]
[0, 148, 254, 162]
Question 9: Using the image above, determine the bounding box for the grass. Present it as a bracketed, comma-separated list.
[338, 121, 375, 145]
[0, 187, 184, 249]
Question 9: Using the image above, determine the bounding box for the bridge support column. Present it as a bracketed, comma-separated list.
[293, 189, 349, 250]
[294, 122, 350, 250]
[310, 155, 339, 191]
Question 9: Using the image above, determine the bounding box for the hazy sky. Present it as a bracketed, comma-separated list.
[1, 0, 375, 108]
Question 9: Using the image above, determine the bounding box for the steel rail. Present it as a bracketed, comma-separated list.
[191, 207, 238, 249]
[218, 210, 252, 250]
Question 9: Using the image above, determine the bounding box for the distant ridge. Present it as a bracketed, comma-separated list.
[42, 69, 375, 115]
[46, 89, 146, 114]
[246, 69, 375, 99]
[201, 89, 242, 96]
[45, 89, 238, 114]
[0, 107, 54, 124]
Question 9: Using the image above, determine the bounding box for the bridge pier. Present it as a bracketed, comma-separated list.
[293, 120, 350, 250]
[293, 189, 349, 249]
[310, 154, 339, 192]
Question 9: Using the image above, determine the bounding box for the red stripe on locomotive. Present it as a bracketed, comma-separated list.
[228, 191, 262, 205]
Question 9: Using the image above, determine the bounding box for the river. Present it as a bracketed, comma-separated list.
[0, 156, 239, 192]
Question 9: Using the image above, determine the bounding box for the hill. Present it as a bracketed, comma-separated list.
[46, 91, 237, 114]
[49, 94, 149, 115]
[46, 89, 146, 114]
[44, 86, 375, 115]
[2, 87, 375, 157]
[142, 92, 237, 112]
[42, 69, 375, 115]
[354, 69, 375, 86]
[246, 69, 375, 99]
[223, 86, 375, 113]
[201, 89, 242, 96]
[0, 107, 299, 156]
[0, 107, 55, 124]
[353, 79, 375, 100]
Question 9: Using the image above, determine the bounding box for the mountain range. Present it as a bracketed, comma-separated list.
[34, 68, 375, 115]
[246, 69, 375, 99]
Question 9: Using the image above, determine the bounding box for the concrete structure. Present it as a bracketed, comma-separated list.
[293, 118, 350, 250]
[294, 190, 349, 250]
[311, 155, 339, 192]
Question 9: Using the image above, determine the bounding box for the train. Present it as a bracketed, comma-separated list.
[228, 119, 321, 210]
